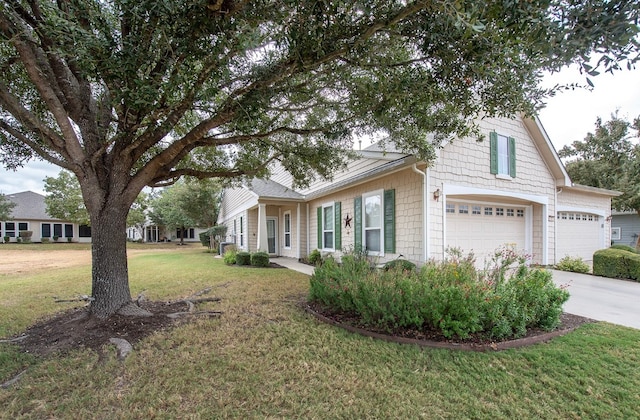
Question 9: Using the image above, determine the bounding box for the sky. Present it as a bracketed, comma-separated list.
[1, 65, 639, 196]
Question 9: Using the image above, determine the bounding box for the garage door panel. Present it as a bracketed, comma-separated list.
[557, 212, 601, 261]
[446, 202, 526, 264]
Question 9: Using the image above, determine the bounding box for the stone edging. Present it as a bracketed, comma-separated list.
[303, 304, 583, 352]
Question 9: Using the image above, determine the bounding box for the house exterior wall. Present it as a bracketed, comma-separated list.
[1, 219, 90, 243]
[307, 167, 424, 264]
[611, 213, 640, 247]
[217, 187, 257, 225]
[430, 117, 557, 264]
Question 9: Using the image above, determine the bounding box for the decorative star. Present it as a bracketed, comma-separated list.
[344, 213, 352, 228]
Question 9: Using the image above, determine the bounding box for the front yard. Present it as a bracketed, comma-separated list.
[1, 245, 639, 418]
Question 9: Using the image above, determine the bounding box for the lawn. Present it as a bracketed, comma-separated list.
[1, 245, 639, 418]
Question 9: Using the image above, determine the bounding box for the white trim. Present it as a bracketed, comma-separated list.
[283, 210, 292, 250]
[266, 217, 278, 256]
[321, 201, 335, 251]
[296, 203, 301, 259]
[556, 205, 606, 218]
[443, 184, 549, 205]
[611, 226, 621, 241]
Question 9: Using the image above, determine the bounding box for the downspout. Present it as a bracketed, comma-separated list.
[412, 164, 429, 262]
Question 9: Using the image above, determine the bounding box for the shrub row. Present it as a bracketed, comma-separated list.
[555, 255, 590, 273]
[222, 247, 270, 268]
[593, 248, 640, 281]
[309, 249, 569, 340]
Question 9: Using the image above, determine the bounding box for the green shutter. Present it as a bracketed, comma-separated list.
[384, 189, 395, 253]
[334, 202, 341, 250]
[354, 196, 362, 251]
[317, 207, 322, 249]
[489, 131, 498, 174]
[508, 136, 516, 178]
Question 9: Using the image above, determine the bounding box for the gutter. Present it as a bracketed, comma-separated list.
[412, 164, 429, 262]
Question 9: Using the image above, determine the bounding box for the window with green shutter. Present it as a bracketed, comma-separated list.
[355, 189, 395, 255]
[318, 202, 339, 250]
[490, 131, 516, 177]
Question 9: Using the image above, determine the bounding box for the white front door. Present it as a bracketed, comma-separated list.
[266, 218, 278, 255]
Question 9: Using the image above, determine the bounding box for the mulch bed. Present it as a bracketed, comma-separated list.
[304, 301, 595, 351]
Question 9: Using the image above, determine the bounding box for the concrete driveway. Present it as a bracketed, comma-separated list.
[550, 269, 640, 330]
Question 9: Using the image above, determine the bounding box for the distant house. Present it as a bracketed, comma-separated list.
[611, 211, 640, 248]
[0, 191, 91, 243]
[126, 222, 207, 243]
[218, 115, 618, 265]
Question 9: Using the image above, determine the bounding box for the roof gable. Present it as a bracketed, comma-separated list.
[4, 191, 62, 221]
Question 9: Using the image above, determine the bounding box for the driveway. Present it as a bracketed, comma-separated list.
[550, 269, 640, 330]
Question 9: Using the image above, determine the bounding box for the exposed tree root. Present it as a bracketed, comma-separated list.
[166, 311, 223, 319]
[54, 295, 94, 303]
[109, 338, 133, 360]
[0, 335, 28, 344]
[117, 302, 153, 317]
[1, 369, 27, 389]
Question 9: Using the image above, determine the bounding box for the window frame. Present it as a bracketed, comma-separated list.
[490, 131, 516, 178]
[321, 202, 335, 251]
[362, 189, 384, 256]
[283, 211, 292, 249]
[611, 227, 621, 241]
[239, 216, 244, 248]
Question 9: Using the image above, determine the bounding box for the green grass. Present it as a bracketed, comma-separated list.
[1, 247, 640, 418]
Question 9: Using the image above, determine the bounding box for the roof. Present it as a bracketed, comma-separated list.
[4, 191, 64, 221]
[565, 183, 622, 197]
[248, 179, 304, 200]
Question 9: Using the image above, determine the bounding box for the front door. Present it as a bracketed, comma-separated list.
[266, 218, 278, 255]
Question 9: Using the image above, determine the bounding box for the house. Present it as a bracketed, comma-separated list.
[0, 191, 91, 243]
[217, 116, 618, 266]
[126, 223, 207, 243]
[610, 211, 640, 248]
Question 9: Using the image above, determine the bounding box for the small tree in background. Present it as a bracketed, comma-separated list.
[0, 193, 16, 221]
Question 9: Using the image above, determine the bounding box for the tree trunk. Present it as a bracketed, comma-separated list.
[89, 204, 132, 319]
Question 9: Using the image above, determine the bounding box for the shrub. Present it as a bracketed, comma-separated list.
[555, 256, 590, 273]
[41, 238, 50, 244]
[199, 231, 210, 247]
[236, 252, 251, 266]
[3, 236, 9, 243]
[223, 245, 238, 265]
[251, 251, 270, 267]
[309, 248, 569, 340]
[308, 249, 322, 266]
[383, 259, 417, 272]
[593, 248, 640, 281]
[610, 244, 638, 254]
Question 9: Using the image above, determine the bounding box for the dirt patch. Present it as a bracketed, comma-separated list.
[12, 300, 210, 357]
[0, 250, 92, 275]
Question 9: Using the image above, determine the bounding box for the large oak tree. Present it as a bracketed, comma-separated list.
[1, 1, 639, 318]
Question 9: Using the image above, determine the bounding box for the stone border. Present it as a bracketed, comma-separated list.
[303, 304, 586, 352]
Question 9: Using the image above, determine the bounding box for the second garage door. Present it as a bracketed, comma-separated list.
[556, 212, 602, 261]
[446, 201, 528, 264]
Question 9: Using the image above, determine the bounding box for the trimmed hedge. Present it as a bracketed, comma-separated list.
[383, 259, 417, 272]
[610, 244, 638, 254]
[250, 251, 270, 267]
[236, 252, 251, 266]
[593, 248, 640, 281]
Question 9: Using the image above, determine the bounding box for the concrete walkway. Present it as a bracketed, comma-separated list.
[550, 269, 640, 330]
[271, 257, 316, 276]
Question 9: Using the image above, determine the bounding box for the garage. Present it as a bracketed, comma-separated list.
[556, 211, 603, 261]
[446, 201, 528, 264]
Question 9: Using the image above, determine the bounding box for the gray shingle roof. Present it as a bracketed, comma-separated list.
[5, 191, 63, 221]
[249, 179, 303, 200]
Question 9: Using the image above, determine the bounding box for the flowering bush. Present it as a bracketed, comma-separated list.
[308, 247, 569, 340]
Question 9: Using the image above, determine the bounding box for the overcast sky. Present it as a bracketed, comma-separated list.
[1, 65, 639, 196]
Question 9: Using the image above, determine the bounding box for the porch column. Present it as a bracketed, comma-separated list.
[296, 203, 301, 259]
[257, 203, 269, 252]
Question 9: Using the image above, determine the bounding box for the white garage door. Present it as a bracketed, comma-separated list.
[556, 212, 602, 261]
[446, 202, 527, 264]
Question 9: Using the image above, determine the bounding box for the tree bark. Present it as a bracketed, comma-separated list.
[89, 203, 132, 319]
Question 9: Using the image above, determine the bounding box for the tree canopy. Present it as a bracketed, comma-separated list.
[1, 1, 638, 318]
[560, 113, 640, 213]
[0, 192, 15, 220]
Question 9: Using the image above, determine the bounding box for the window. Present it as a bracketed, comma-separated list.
[507, 209, 514, 217]
[363, 191, 383, 253]
[496, 208, 504, 216]
[65, 224, 73, 238]
[484, 207, 493, 216]
[588, 215, 594, 221]
[317, 202, 341, 251]
[354, 190, 395, 255]
[516, 209, 524, 218]
[53, 223, 62, 238]
[472, 206, 481, 215]
[79, 225, 91, 237]
[458, 205, 469, 214]
[284, 212, 291, 249]
[18, 222, 28, 231]
[176, 228, 195, 239]
[41, 223, 51, 238]
[611, 227, 621, 241]
[568, 214, 575, 220]
[582, 214, 588, 221]
[239, 216, 244, 247]
[490, 132, 516, 177]
[5, 222, 15, 237]
[446, 204, 456, 213]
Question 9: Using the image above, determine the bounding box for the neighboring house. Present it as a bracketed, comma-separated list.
[126, 222, 207, 243]
[610, 211, 640, 248]
[217, 116, 618, 266]
[0, 191, 91, 243]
